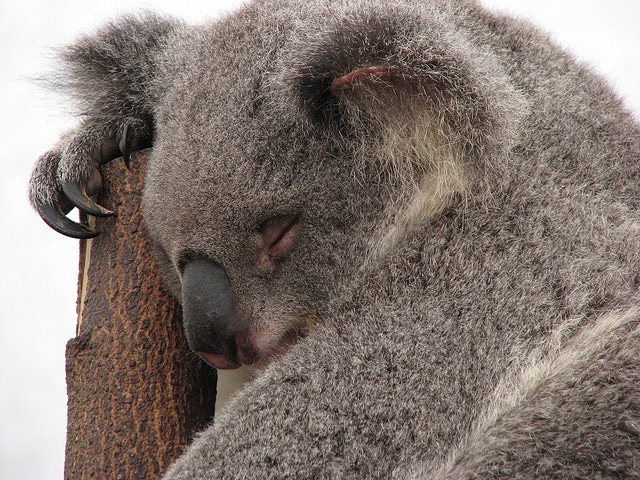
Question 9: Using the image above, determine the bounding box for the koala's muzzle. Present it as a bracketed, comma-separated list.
[181, 259, 241, 370]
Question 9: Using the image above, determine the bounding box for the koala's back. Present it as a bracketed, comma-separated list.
[160, 1, 640, 479]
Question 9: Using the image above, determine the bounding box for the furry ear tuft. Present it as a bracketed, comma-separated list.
[288, 6, 526, 164]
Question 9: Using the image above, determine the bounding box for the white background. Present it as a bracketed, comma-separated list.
[1, 1, 639, 478]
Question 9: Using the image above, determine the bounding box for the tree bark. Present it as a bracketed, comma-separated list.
[65, 151, 217, 480]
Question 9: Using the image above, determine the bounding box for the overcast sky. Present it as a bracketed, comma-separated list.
[1, 1, 639, 479]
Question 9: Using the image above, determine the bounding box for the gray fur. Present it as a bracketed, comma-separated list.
[29, 0, 640, 478]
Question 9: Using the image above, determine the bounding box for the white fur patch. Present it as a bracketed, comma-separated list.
[347, 97, 472, 260]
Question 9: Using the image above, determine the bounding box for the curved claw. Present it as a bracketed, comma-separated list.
[36, 203, 99, 239]
[119, 124, 131, 169]
[62, 182, 113, 217]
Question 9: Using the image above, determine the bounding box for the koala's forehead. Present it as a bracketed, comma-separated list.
[153, 8, 304, 164]
[158, 5, 295, 111]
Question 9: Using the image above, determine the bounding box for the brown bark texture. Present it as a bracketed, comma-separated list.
[65, 151, 217, 480]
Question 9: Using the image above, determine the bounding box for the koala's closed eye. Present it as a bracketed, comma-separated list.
[258, 214, 302, 268]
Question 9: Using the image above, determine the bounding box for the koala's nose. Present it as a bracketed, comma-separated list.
[181, 259, 241, 369]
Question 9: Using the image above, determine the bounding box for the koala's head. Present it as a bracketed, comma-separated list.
[142, 0, 525, 369]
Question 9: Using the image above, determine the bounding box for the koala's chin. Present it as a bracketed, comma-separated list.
[234, 313, 319, 369]
[194, 333, 295, 371]
[233, 329, 300, 370]
[194, 316, 317, 370]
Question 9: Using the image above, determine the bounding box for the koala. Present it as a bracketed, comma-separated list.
[29, 0, 640, 478]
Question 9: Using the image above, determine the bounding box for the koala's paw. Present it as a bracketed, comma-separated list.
[29, 120, 150, 238]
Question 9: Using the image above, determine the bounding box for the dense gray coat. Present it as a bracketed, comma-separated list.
[29, 0, 640, 478]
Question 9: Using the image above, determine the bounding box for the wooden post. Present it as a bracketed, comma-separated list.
[64, 151, 217, 479]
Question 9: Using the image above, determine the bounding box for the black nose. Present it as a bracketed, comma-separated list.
[181, 259, 240, 367]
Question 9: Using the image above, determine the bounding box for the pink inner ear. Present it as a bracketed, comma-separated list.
[331, 66, 401, 95]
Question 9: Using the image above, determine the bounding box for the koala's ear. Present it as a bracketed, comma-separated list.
[291, 8, 527, 177]
[296, 53, 467, 148]
[296, 62, 448, 126]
